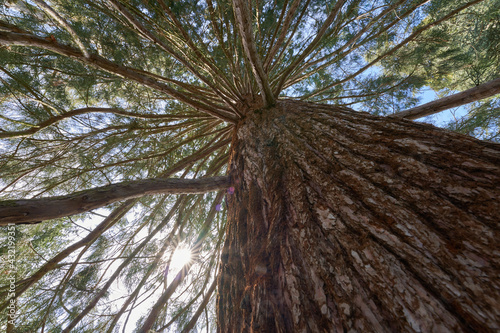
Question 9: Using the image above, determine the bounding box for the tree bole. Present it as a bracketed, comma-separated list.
[217, 100, 500, 332]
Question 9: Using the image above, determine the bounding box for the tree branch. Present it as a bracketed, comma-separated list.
[232, 0, 275, 107]
[138, 191, 224, 333]
[285, 0, 415, 88]
[106, 0, 240, 115]
[272, 0, 347, 95]
[302, 0, 485, 100]
[0, 176, 229, 225]
[157, 0, 243, 103]
[392, 78, 500, 120]
[0, 107, 207, 139]
[32, 0, 89, 58]
[0, 200, 134, 312]
[263, 0, 301, 71]
[0, 25, 238, 123]
[61, 196, 185, 333]
[180, 277, 218, 333]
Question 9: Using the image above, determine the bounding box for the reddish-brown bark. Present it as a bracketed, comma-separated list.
[217, 100, 500, 332]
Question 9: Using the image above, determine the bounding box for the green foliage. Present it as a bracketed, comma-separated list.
[378, 0, 500, 136]
[446, 98, 500, 141]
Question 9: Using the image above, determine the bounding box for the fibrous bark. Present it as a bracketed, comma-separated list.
[217, 100, 500, 332]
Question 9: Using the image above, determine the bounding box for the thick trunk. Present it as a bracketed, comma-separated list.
[217, 100, 500, 332]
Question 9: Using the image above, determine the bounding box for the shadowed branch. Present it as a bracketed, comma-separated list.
[0, 22, 238, 122]
[232, 0, 275, 107]
[392, 78, 500, 120]
[0, 176, 230, 225]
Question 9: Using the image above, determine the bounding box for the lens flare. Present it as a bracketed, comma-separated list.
[170, 246, 192, 271]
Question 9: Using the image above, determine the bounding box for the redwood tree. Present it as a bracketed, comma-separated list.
[0, 0, 499, 332]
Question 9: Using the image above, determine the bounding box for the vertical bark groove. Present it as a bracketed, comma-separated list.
[217, 100, 500, 332]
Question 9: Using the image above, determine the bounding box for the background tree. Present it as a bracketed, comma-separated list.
[0, 0, 499, 332]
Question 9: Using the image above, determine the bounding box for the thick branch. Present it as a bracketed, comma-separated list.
[0, 107, 207, 139]
[0, 176, 229, 225]
[0, 27, 237, 122]
[232, 0, 275, 107]
[107, 0, 240, 114]
[392, 78, 500, 120]
[32, 0, 89, 57]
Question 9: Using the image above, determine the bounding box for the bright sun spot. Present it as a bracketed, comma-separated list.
[170, 246, 192, 271]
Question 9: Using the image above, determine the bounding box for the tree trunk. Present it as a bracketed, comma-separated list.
[217, 100, 500, 332]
